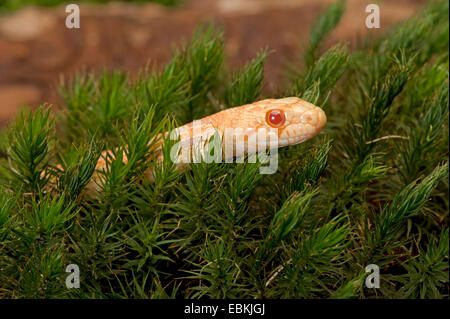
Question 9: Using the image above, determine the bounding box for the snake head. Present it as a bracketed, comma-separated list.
[250, 97, 327, 148]
[179, 97, 327, 160]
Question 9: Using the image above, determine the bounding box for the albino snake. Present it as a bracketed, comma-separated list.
[91, 97, 327, 189]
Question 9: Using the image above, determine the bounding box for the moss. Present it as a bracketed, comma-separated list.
[0, 1, 448, 299]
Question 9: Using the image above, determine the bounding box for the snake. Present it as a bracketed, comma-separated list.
[90, 97, 327, 190]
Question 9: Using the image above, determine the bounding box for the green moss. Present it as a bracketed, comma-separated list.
[0, 1, 448, 299]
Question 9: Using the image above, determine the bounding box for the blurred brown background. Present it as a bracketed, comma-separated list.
[0, 0, 427, 125]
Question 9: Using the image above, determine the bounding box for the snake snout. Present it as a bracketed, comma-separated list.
[301, 107, 327, 132]
[316, 107, 327, 132]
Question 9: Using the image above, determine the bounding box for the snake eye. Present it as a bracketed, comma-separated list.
[266, 109, 286, 128]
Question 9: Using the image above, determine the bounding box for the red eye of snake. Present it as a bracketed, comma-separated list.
[266, 109, 286, 128]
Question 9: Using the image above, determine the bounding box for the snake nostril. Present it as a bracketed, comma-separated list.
[302, 111, 317, 125]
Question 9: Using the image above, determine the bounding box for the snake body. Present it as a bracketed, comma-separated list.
[92, 97, 326, 189]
